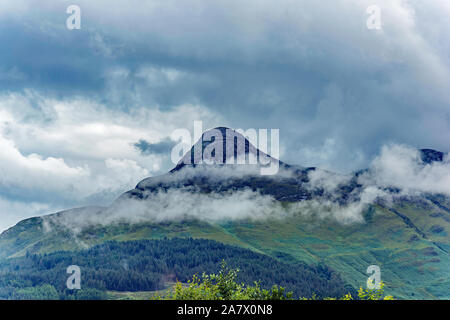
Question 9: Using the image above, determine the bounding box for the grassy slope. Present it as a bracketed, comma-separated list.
[0, 201, 448, 300]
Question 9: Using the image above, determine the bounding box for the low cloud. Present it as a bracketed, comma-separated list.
[306, 168, 353, 194]
[360, 144, 450, 196]
[290, 186, 387, 225]
[0, 196, 60, 232]
[43, 189, 282, 233]
[40, 143, 450, 235]
[43, 187, 371, 236]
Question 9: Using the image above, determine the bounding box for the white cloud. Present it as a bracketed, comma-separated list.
[0, 132, 90, 193]
[363, 144, 450, 196]
[0, 91, 225, 230]
[43, 187, 369, 235]
[0, 196, 59, 232]
[307, 168, 352, 194]
[37, 142, 450, 235]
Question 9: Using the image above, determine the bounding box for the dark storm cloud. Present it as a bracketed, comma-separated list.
[1, 0, 448, 173]
[0, 19, 105, 96]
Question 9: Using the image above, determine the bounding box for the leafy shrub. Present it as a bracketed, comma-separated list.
[156, 261, 393, 300]
[156, 261, 293, 300]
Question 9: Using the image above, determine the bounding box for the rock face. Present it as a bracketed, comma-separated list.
[121, 126, 316, 202]
[420, 149, 445, 164]
[120, 127, 360, 203]
[171, 127, 284, 172]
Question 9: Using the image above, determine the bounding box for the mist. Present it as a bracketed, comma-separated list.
[41, 143, 449, 234]
[360, 144, 450, 196]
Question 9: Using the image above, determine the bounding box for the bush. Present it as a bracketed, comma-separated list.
[156, 261, 293, 300]
[157, 261, 394, 301]
[13, 284, 59, 300]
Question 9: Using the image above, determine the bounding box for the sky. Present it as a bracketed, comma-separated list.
[0, 0, 449, 231]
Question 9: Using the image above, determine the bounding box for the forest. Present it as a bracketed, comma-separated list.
[0, 238, 355, 299]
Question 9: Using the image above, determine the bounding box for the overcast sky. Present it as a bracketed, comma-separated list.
[0, 0, 449, 231]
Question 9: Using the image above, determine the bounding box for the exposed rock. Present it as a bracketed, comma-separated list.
[419, 149, 445, 164]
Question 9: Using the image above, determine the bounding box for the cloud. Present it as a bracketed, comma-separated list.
[0, 130, 90, 195]
[0, 92, 225, 230]
[134, 138, 176, 156]
[0, 0, 449, 171]
[39, 141, 450, 236]
[306, 168, 353, 194]
[44, 189, 282, 232]
[43, 186, 370, 236]
[40, 160, 375, 234]
[1, 1, 450, 230]
[360, 144, 450, 196]
[0, 196, 59, 232]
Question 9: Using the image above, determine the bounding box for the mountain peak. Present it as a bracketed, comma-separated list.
[171, 126, 282, 173]
[419, 149, 445, 164]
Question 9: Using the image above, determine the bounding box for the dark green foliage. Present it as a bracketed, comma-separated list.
[160, 262, 392, 300]
[161, 261, 295, 300]
[0, 238, 353, 300]
[11, 284, 59, 300]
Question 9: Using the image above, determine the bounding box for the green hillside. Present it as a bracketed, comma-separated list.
[1, 198, 448, 300]
[0, 238, 351, 299]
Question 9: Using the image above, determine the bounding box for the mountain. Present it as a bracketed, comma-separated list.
[121, 127, 355, 203]
[419, 149, 445, 164]
[0, 127, 449, 299]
